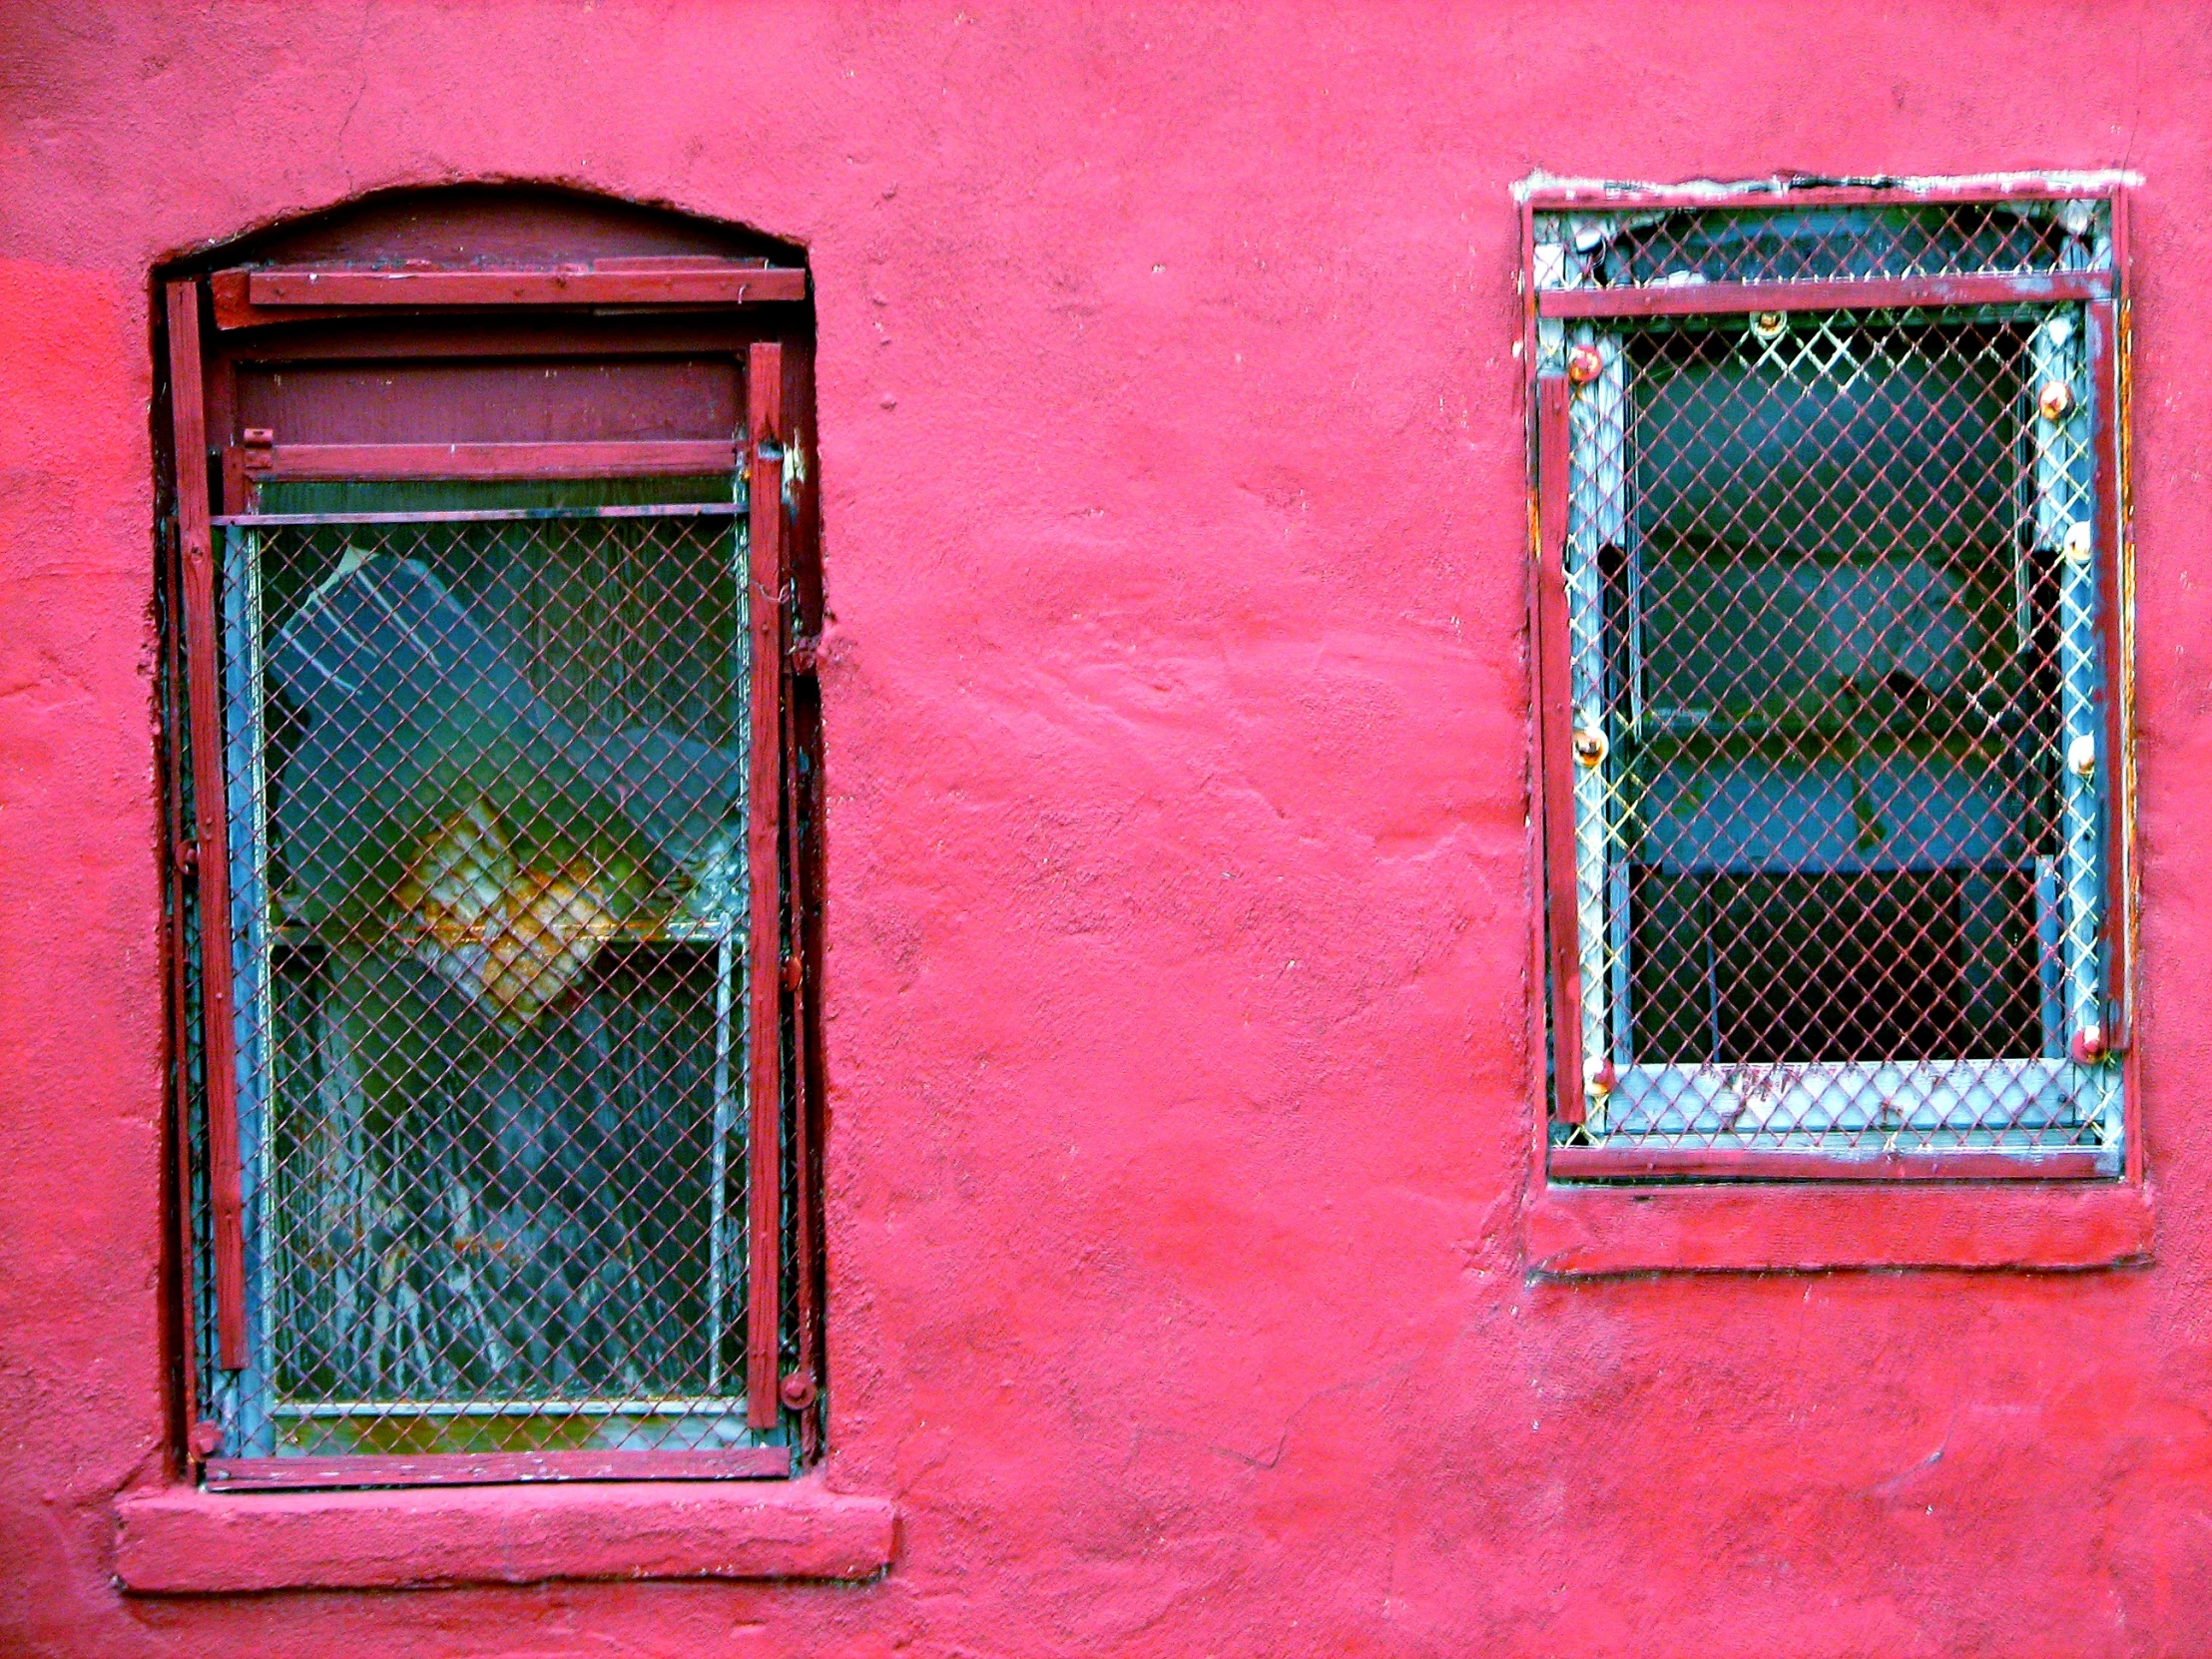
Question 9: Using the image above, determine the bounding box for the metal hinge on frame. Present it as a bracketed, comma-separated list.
[781, 433, 806, 515]
[753, 428, 806, 515]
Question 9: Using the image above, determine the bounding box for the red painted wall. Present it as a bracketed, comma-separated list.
[4, 4, 2212, 1652]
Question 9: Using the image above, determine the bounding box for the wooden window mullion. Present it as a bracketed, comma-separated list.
[744, 340, 788, 1430]
[166, 277, 250, 1374]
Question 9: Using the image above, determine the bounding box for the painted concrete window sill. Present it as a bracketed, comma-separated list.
[113, 1477, 894, 1594]
[1526, 1180, 2152, 1276]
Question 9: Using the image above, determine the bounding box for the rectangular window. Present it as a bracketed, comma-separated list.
[1528, 192, 2129, 1179]
[229, 487, 758, 1467]
[162, 226, 822, 1484]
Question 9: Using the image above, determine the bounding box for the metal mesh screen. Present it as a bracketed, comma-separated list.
[1537, 198, 2108, 289]
[203, 504, 777, 1456]
[1546, 305, 2118, 1153]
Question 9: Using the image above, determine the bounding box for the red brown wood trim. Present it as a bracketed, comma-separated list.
[1537, 270, 2112, 319]
[785, 341, 825, 1456]
[207, 356, 239, 512]
[1547, 1146, 2114, 1183]
[220, 443, 254, 520]
[203, 1447, 791, 1491]
[233, 439, 739, 482]
[167, 279, 249, 1373]
[213, 265, 807, 326]
[1534, 373, 1584, 1126]
[251, 267, 808, 307]
[745, 341, 788, 1432]
[2088, 297, 2130, 1054]
[781, 683, 818, 1425]
[160, 521, 202, 1447]
[207, 316, 780, 364]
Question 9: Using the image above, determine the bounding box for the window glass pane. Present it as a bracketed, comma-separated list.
[1631, 868, 2044, 1064]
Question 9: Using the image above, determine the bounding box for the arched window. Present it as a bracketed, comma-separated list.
[160, 187, 824, 1486]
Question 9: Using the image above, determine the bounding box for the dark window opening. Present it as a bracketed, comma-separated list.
[1618, 316, 2059, 1068]
[1630, 867, 2047, 1065]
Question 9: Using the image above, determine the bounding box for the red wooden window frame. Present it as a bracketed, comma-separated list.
[162, 251, 823, 1487]
[1520, 182, 2139, 1190]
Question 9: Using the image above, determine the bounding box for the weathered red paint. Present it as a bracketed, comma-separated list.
[747, 337, 791, 1434]
[7, 4, 2212, 1653]
[228, 437, 740, 479]
[241, 263, 808, 310]
[784, 667, 824, 1426]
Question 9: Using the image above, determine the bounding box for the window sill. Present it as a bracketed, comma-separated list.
[1525, 1178, 2152, 1276]
[113, 1475, 895, 1594]
[1549, 1145, 2119, 1182]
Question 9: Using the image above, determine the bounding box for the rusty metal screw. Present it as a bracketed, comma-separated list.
[2062, 520, 2094, 566]
[780, 1371, 819, 1409]
[1565, 343, 1603, 384]
[1587, 1061, 1617, 1098]
[1750, 310, 1787, 342]
[2038, 380, 2074, 421]
[2070, 1026, 2108, 1066]
[1572, 725, 1608, 769]
[2067, 733, 2097, 778]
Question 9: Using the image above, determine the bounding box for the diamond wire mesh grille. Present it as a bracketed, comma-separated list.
[201, 505, 778, 1456]
[1535, 199, 2108, 289]
[1553, 306, 2118, 1153]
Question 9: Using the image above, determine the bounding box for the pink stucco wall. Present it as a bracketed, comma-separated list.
[5, 4, 2212, 1653]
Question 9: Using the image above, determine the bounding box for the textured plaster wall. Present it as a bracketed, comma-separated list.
[4, 3, 2212, 1654]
